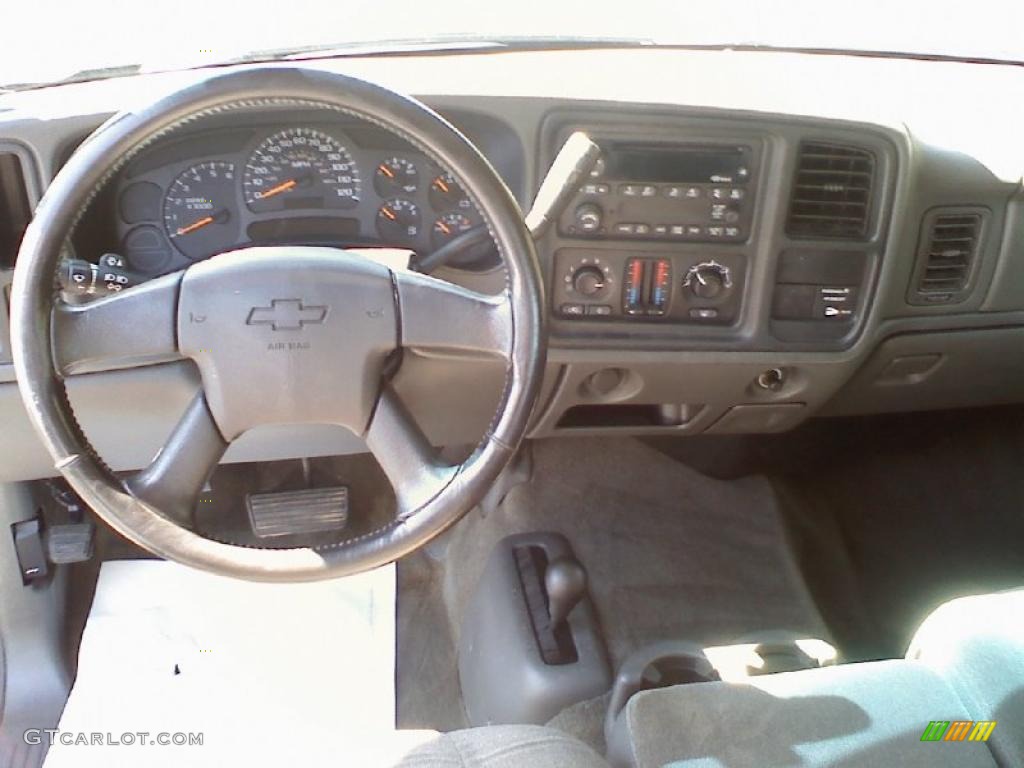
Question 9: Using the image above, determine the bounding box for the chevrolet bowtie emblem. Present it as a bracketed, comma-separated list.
[246, 299, 328, 331]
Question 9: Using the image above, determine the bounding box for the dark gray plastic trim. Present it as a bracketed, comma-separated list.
[0, 483, 71, 768]
[458, 532, 612, 726]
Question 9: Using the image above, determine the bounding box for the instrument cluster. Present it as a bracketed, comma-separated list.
[112, 121, 494, 277]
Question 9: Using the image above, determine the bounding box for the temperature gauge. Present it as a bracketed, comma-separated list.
[429, 172, 472, 211]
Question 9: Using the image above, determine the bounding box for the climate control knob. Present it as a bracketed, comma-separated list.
[571, 265, 607, 297]
[574, 203, 603, 233]
[684, 261, 732, 300]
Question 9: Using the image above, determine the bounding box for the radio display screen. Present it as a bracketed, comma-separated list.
[604, 144, 750, 184]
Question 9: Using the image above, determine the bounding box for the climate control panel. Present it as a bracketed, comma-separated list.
[554, 249, 745, 325]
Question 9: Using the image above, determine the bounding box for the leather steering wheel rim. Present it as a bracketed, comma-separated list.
[10, 67, 545, 582]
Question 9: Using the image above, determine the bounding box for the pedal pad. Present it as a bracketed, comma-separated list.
[45, 522, 95, 564]
[246, 487, 349, 539]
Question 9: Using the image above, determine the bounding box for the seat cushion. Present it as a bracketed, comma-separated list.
[395, 724, 610, 767]
[614, 660, 996, 768]
[909, 588, 1024, 768]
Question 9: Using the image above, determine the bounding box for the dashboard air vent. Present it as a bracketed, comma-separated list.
[911, 210, 984, 304]
[0, 151, 32, 270]
[786, 142, 874, 240]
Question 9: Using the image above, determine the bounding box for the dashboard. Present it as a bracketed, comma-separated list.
[0, 47, 1023, 481]
[104, 111, 500, 276]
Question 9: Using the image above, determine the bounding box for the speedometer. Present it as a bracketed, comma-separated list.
[243, 128, 361, 212]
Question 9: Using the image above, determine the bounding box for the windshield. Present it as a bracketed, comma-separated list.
[4, 0, 1023, 89]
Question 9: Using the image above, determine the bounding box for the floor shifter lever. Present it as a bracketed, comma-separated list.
[545, 556, 587, 629]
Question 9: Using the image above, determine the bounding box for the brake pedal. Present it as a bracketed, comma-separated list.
[246, 487, 349, 538]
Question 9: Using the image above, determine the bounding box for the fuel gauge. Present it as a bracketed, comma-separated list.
[376, 198, 421, 244]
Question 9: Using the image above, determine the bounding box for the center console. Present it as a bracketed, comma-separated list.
[552, 140, 760, 325]
[528, 110, 898, 439]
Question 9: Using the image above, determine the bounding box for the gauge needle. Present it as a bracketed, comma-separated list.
[378, 164, 395, 178]
[436, 220, 451, 235]
[381, 206, 397, 221]
[176, 215, 214, 236]
[434, 178, 450, 193]
[257, 178, 298, 200]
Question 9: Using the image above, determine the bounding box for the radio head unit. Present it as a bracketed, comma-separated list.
[602, 143, 751, 184]
[558, 142, 758, 243]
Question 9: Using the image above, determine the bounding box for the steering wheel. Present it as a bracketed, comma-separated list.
[9, 67, 545, 581]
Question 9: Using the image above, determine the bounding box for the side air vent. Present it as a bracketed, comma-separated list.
[909, 208, 985, 305]
[0, 150, 32, 270]
[786, 142, 875, 240]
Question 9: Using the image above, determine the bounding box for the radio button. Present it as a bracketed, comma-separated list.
[574, 203, 603, 233]
[707, 226, 725, 238]
[728, 188, 745, 200]
[725, 226, 741, 238]
[654, 224, 669, 236]
[641, 185, 658, 197]
[560, 303, 586, 317]
[586, 304, 613, 317]
[686, 225, 703, 237]
[619, 184, 641, 197]
[634, 223, 651, 235]
[670, 224, 686, 236]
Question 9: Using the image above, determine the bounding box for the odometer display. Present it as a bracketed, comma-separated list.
[243, 128, 361, 212]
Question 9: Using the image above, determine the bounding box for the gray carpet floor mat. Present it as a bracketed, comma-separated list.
[443, 436, 831, 671]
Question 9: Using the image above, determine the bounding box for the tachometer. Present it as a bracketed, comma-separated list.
[163, 161, 239, 261]
[243, 128, 361, 212]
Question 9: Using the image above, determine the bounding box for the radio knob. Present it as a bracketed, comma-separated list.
[574, 203, 603, 233]
[685, 262, 732, 299]
[572, 265, 607, 296]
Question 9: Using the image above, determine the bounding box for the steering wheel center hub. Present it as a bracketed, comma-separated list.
[178, 246, 397, 441]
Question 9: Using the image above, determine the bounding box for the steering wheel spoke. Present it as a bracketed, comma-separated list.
[365, 386, 458, 517]
[124, 393, 228, 527]
[394, 269, 512, 359]
[53, 271, 183, 375]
